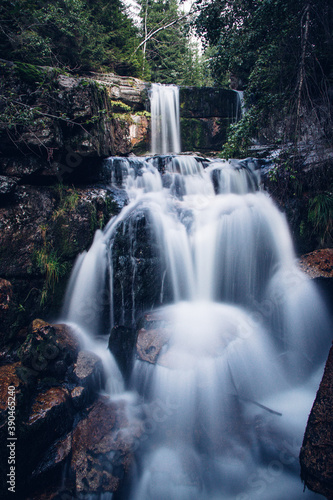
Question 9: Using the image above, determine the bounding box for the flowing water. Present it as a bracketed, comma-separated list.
[60, 85, 331, 499]
[150, 83, 181, 154]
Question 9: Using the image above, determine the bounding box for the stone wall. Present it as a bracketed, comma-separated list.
[179, 87, 241, 152]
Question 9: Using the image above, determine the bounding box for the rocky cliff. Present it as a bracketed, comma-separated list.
[0, 61, 151, 329]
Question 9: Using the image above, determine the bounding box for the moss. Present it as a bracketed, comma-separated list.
[134, 110, 151, 118]
[110, 100, 132, 112]
[14, 62, 44, 84]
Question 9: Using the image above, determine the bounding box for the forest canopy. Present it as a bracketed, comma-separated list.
[0, 0, 143, 75]
[194, 0, 333, 153]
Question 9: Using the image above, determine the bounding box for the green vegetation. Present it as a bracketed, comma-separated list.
[34, 246, 69, 305]
[194, 0, 333, 155]
[308, 192, 333, 244]
[138, 0, 210, 85]
[0, 0, 142, 75]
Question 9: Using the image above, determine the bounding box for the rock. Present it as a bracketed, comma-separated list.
[70, 386, 89, 410]
[18, 320, 79, 378]
[109, 325, 136, 380]
[0, 175, 18, 202]
[27, 387, 71, 429]
[1, 63, 148, 186]
[70, 395, 142, 496]
[111, 208, 171, 326]
[0, 279, 16, 346]
[135, 311, 172, 365]
[0, 185, 116, 323]
[300, 343, 333, 498]
[73, 350, 104, 392]
[179, 87, 240, 152]
[136, 327, 170, 365]
[129, 114, 149, 152]
[299, 249, 333, 316]
[299, 249, 333, 278]
[18, 386, 74, 496]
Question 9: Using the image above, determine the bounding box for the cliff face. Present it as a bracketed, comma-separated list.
[0, 60, 150, 187]
[0, 62, 151, 329]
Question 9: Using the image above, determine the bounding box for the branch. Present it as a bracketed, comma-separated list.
[296, 4, 310, 122]
[134, 12, 189, 54]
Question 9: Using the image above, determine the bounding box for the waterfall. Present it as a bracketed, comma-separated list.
[60, 152, 331, 499]
[150, 83, 181, 154]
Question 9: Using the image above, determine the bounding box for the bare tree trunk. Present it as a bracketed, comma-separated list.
[296, 4, 310, 127]
[142, 0, 148, 76]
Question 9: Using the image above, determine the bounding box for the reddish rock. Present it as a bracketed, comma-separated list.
[300, 343, 333, 498]
[28, 387, 70, 426]
[74, 350, 104, 391]
[135, 311, 171, 364]
[70, 395, 142, 495]
[299, 249, 333, 278]
[0, 361, 22, 413]
[136, 327, 170, 364]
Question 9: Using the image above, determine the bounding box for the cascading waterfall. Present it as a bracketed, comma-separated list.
[60, 153, 331, 499]
[59, 85, 331, 499]
[150, 83, 181, 154]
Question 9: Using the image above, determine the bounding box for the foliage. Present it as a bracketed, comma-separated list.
[35, 246, 69, 305]
[0, 0, 142, 74]
[194, 0, 333, 146]
[221, 108, 259, 158]
[138, 0, 208, 85]
[308, 192, 333, 243]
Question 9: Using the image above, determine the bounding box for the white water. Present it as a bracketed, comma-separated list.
[60, 151, 331, 499]
[150, 83, 181, 154]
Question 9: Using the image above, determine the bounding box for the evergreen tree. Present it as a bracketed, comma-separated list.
[194, 0, 333, 152]
[138, 0, 200, 84]
[0, 0, 142, 74]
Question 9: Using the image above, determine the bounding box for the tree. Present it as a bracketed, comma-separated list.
[137, 0, 201, 84]
[0, 0, 142, 74]
[194, 0, 333, 153]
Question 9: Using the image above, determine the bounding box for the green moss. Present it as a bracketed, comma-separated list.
[135, 110, 151, 118]
[14, 62, 44, 84]
[110, 100, 132, 112]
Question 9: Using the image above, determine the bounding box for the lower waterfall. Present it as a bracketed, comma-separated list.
[60, 154, 331, 499]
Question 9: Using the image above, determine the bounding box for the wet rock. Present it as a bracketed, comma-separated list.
[300, 343, 333, 498]
[70, 395, 142, 496]
[27, 387, 71, 429]
[18, 320, 79, 378]
[135, 311, 171, 364]
[0, 175, 18, 203]
[109, 325, 136, 381]
[73, 350, 104, 392]
[136, 327, 170, 365]
[299, 249, 333, 278]
[70, 386, 89, 410]
[31, 431, 72, 488]
[111, 209, 170, 326]
[0, 185, 116, 322]
[0, 278, 16, 346]
[19, 386, 74, 493]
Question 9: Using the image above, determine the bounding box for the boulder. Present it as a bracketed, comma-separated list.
[73, 350, 104, 393]
[18, 320, 79, 378]
[109, 325, 136, 380]
[69, 395, 142, 496]
[300, 343, 333, 498]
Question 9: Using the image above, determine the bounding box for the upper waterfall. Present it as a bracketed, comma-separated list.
[150, 83, 181, 154]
